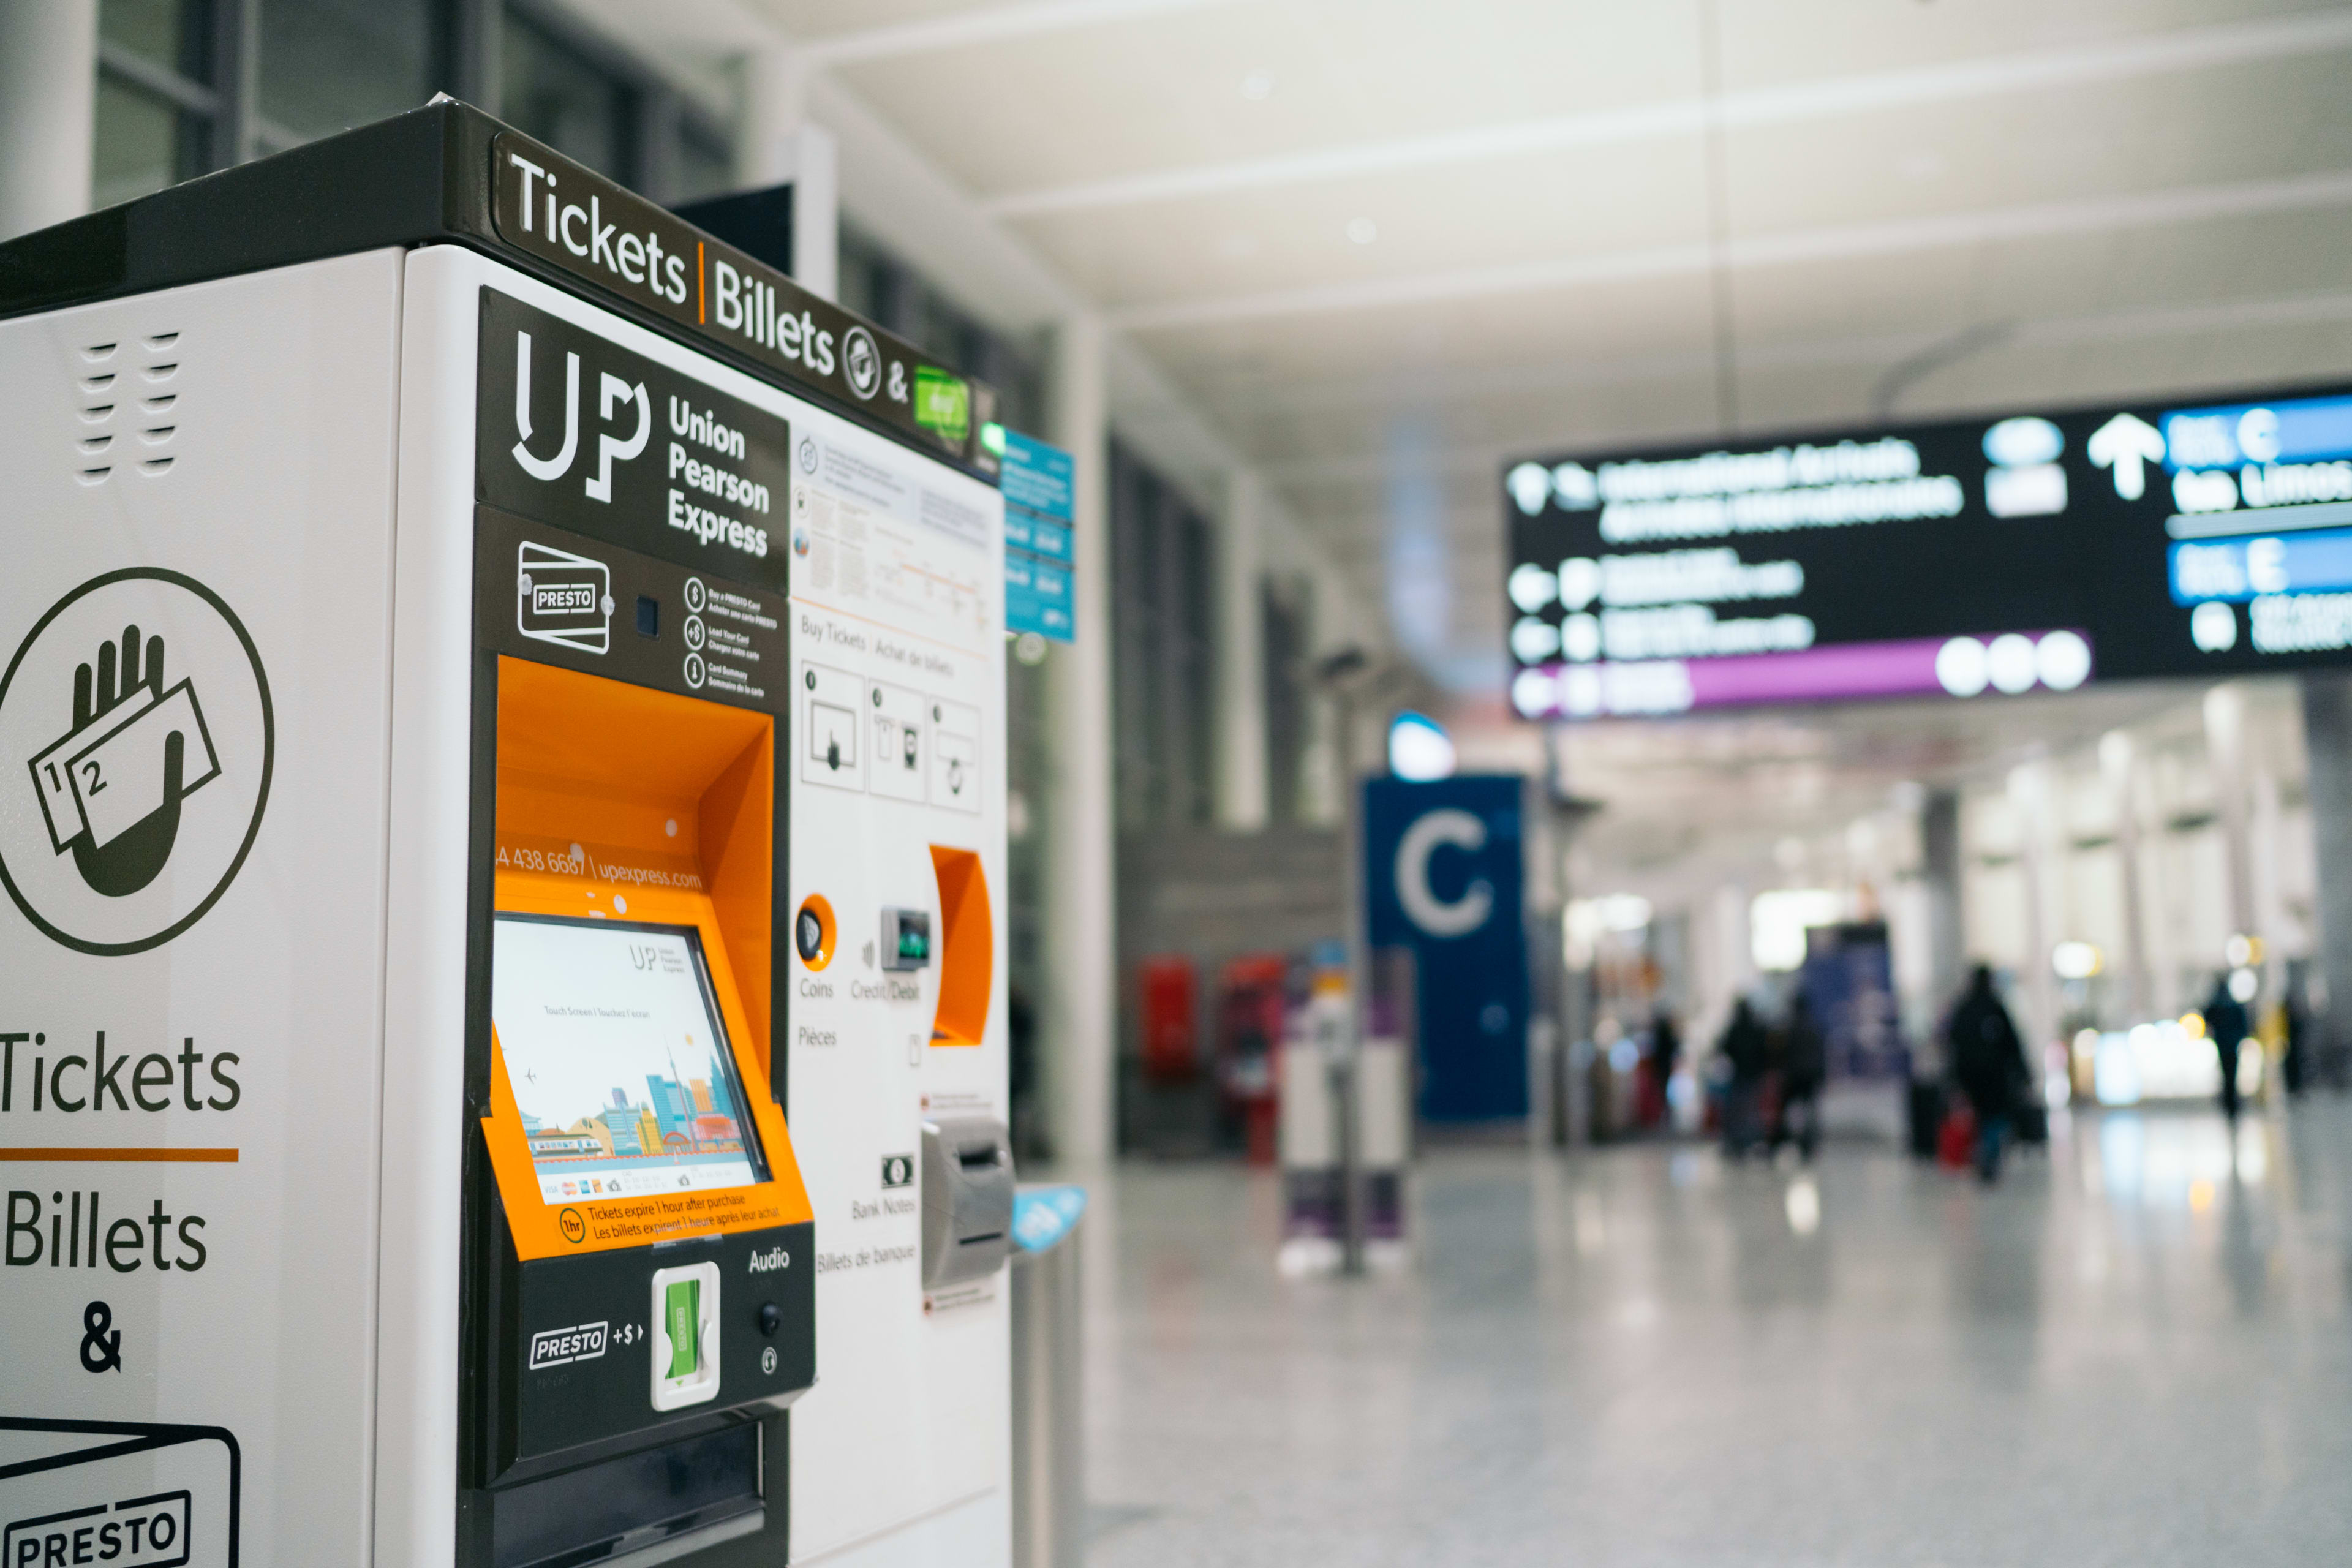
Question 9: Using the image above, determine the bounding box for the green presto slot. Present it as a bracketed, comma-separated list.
[666, 1279, 699, 1378]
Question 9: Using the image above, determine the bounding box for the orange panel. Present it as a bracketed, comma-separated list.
[484, 657, 810, 1261]
[928, 845, 992, 1047]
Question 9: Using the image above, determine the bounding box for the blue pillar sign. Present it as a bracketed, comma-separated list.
[1000, 429, 1075, 643]
[1363, 776, 1529, 1122]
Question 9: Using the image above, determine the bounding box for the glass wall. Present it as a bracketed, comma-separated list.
[91, 0, 731, 209]
[1110, 442, 1216, 831]
[676, 123, 735, 206]
[1262, 576, 1314, 824]
[93, 0, 216, 208]
[258, 0, 439, 146]
[838, 221, 1047, 439]
[500, 8, 634, 183]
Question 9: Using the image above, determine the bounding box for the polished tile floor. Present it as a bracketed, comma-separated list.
[1071, 1101, 2352, 1566]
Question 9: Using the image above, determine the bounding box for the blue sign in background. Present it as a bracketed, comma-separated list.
[1005, 550, 1073, 639]
[1364, 775, 1528, 1122]
[1002, 429, 1076, 643]
[2171, 527, 2352, 602]
[1001, 430, 1074, 523]
[2163, 394, 2352, 470]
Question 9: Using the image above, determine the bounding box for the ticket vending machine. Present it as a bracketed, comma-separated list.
[0, 103, 1012, 1568]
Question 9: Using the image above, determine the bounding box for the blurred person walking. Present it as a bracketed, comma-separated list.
[1717, 998, 1770, 1158]
[1947, 966, 2029, 1185]
[1645, 1007, 1682, 1128]
[1654, 1006, 1682, 1091]
[1779, 994, 1828, 1161]
[2282, 981, 2311, 1098]
[2206, 973, 2250, 1126]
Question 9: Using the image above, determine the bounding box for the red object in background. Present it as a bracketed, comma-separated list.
[1937, 1102, 1977, 1169]
[1635, 1057, 1667, 1126]
[1218, 954, 1288, 1165]
[1139, 956, 1200, 1085]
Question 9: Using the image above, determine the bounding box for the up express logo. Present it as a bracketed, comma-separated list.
[479, 292, 788, 587]
[508, 324, 652, 503]
[0, 571, 272, 956]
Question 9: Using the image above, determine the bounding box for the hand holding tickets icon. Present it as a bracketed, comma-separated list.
[25, 624, 221, 897]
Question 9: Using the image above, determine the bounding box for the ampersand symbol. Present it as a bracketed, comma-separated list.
[80, 1300, 123, 1373]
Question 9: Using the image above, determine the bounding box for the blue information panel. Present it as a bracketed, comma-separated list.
[1363, 776, 1528, 1122]
[1001, 429, 1075, 643]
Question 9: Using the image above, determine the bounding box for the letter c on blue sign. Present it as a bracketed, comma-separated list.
[1395, 809, 1493, 938]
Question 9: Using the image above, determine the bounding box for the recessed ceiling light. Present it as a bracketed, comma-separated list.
[1240, 71, 1275, 100]
[1345, 217, 1378, 244]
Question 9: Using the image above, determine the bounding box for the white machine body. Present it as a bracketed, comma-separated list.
[0, 238, 1009, 1567]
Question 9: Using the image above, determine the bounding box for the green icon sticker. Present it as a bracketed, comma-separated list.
[665, 1278, 699, 1378]
[913, 367, 970, 446]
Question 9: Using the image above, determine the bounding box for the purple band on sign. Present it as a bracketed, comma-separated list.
[1682, 639, 1950, 707]
[1512, 628, 2093, 720]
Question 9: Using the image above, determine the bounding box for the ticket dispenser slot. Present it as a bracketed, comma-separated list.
[921, 1117, 1014, 1286]
[465, 657, 815, 1568]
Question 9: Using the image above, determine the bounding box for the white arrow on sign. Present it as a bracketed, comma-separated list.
[2087, 412, 2166, 501]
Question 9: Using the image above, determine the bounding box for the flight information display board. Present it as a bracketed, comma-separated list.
[1503, 383, 2352, 720]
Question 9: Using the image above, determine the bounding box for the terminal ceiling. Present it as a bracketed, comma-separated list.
[601, 0, 2352, 851]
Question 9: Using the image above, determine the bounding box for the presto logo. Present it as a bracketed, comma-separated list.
[516, 541, 614, 655]
[529, 1321, 609, 1370]
[511, 329, 651, 503]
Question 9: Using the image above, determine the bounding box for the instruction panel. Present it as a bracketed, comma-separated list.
[785, 406, 1011, 1559]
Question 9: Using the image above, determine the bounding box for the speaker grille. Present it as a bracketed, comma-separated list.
[135, 332, 178, 475]
[75, 337, 115, 484]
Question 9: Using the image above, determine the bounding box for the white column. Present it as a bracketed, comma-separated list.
[1702, 881, 1752, 1042]
[2252, 764, 2288, 995]
[735, 46, 839, 301]
[1041, 314, 1115, 1162]
[2204, 683, 2258, 945]
[2007, 761, 2062, 1051]
[737, 47, 806, 187]
[2099, 730, 2152, 1020]
[0, 0, 97, 241]
[1215, 470, 1270, 830]
[786, 127, 839, 303]
[2301, 673, 2352, 1036]
[1293, 566, 1358, 827]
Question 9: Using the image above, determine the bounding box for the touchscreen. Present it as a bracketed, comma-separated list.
[492, 914, 769, 1204]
